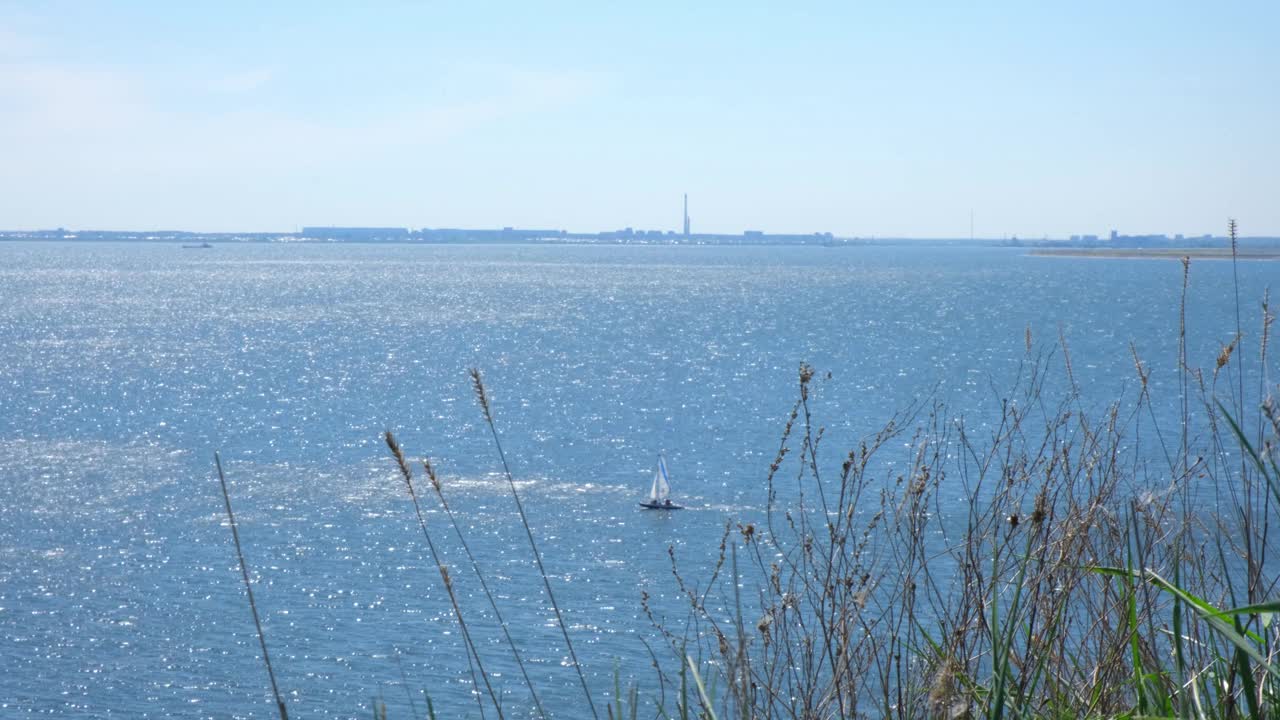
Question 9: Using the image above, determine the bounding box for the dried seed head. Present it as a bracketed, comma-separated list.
[1260, 289, 1273, 364]
[1129, 342, 1149, 390]
[1217, 336, 1238, 369]
[1032, 488, 1048, 525]
[422, 458, 442, 494]
[384, 430, 414, 490]
[757, 612, 773, 635]
[928, 657, 965, 718]
[799, 363, 814, 385]
[468, 368, 493, 422]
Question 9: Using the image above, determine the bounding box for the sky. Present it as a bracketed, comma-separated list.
[1, 1, 1277, 237]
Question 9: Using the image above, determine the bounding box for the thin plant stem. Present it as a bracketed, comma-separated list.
[469, 368, 601, 720]
[1230, 218, 1246, 418]
[385, 431, 503, 720]
[214, 452, 289, 720]
[423, 457, 550, 720]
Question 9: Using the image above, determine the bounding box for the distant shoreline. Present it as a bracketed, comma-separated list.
[1030, 247, 1280, 260]
[6, 235, 1280, 256]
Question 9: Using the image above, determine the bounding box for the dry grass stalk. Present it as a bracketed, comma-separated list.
[383, 430, 503, 720]
[649, 318, 1280, 718]
[468, 368, 601, 720]
[214, 452, 290, 720]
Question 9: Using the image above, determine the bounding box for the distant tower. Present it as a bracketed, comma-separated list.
[683, 194, 691, 236]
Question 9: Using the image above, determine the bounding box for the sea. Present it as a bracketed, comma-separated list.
[0, 241, 1272, 718]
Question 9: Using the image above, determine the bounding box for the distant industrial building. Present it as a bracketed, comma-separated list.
[301, 227, 410, 241]
[1056, 231, 1231, 249]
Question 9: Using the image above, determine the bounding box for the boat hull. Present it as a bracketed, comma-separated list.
[639, 502, 683, 510]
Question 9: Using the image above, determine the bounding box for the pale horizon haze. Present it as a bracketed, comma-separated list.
[1, 1, 1277, 238]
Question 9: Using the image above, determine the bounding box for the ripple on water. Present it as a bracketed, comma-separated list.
[0, 242, 1270, 716]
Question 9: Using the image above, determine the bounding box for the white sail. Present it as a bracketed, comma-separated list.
[641, 454, 679, 509]
[650, 455, 671, 502]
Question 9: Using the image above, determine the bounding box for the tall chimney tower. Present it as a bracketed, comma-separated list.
[683, 194, 690, 237]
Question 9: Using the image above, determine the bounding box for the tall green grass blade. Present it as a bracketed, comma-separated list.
[989, 547, 1005, 720]
[1214, 601, 1280, 618]
[989, 532, 1033, 720]
[1092, 567, 1280, 682]
[679, 643, 689, 720]
[1216, 400, 1280, 507]
[1232, 621, 1261, 720]
[686, 655, 719, 720]
[1128, 572, 1149, 714]
[1172, 554, 1189, 720]
[613, 660, 623, 720]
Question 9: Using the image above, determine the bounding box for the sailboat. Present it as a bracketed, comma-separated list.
[639, 454, 682, 510]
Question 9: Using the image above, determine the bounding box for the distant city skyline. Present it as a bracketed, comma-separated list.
[0, 193, 1266, 243]
[7, 222, 1275, 248]
[2, 2, 1277, 237]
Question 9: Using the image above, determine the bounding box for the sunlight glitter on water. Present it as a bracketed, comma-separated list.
[0, 241, 1268, 717]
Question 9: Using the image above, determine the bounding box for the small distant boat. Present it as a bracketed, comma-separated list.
[182, 242, 213, 249]
[639, 454, 682, 510]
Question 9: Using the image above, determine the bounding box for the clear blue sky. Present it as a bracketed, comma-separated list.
[2, 1, 1277, 237]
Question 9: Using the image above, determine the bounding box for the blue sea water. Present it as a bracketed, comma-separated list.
[0, 242, 1272, 718]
